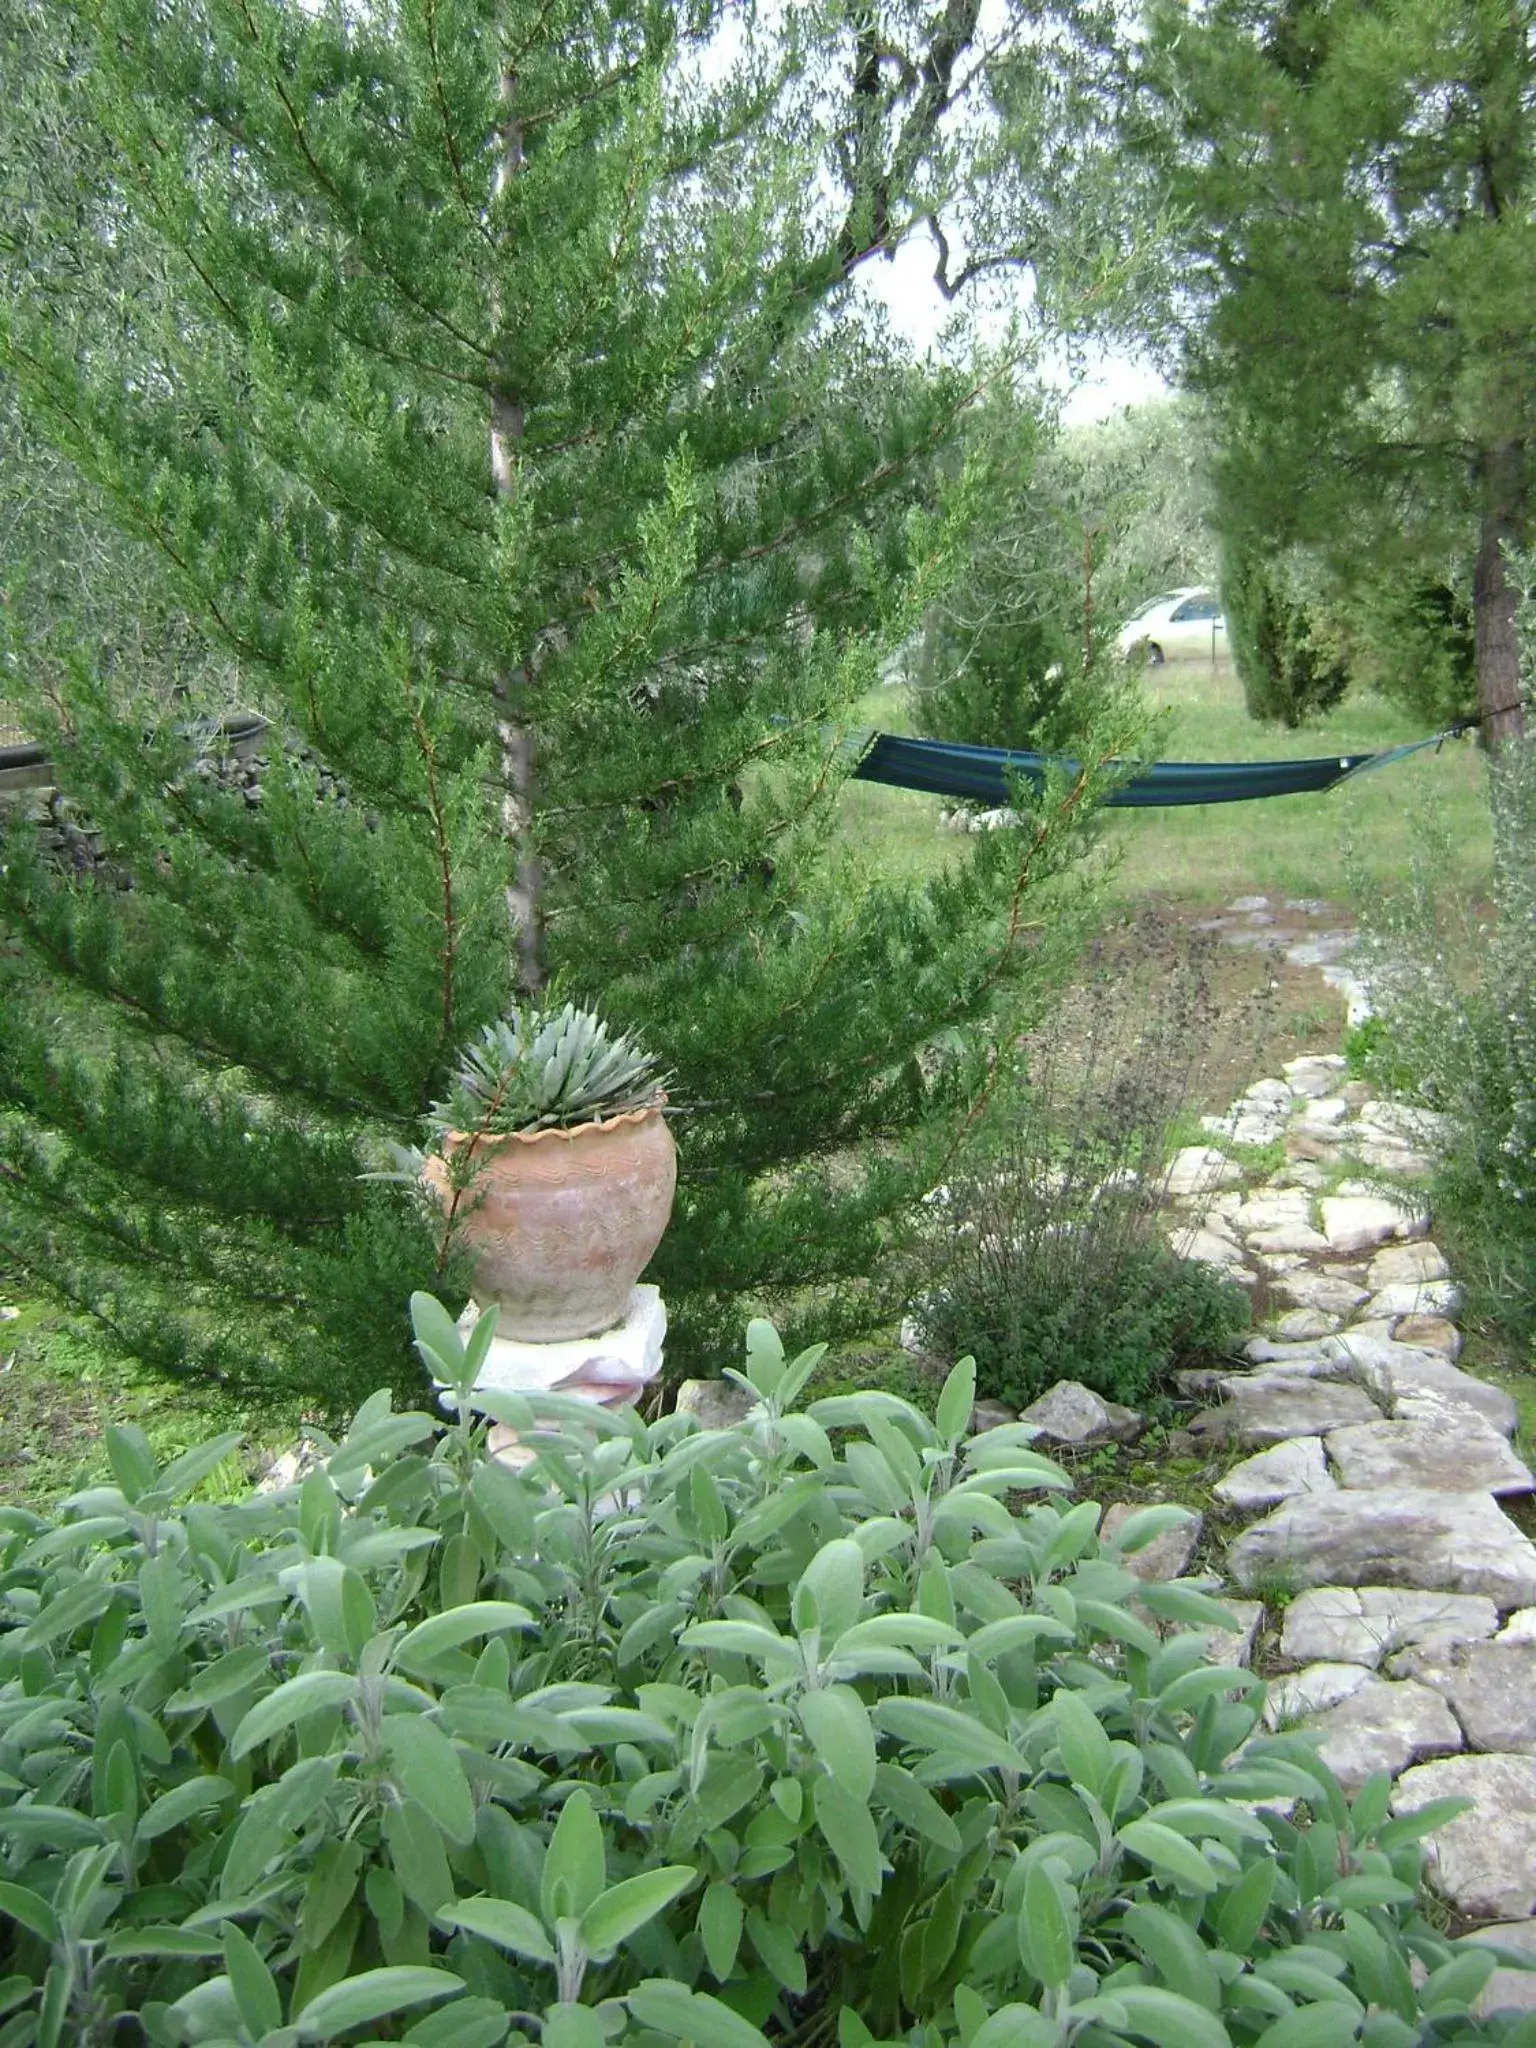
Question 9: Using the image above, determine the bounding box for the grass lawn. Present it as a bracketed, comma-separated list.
[839, 655, 1493, 912]
[0, 1298, 310, 1513]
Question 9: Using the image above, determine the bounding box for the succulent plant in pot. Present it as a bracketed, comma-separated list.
[421, 1002, 677, 1342]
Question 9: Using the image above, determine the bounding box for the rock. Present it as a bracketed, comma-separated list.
[1364, 1279, 1464, 1322]
[1286, 1131, 1343, 1165]
[1231, 1114, 1288, 1147]
[1101, 1502, 1203, 1581]
[1247, 1223, 1332, 1255]
[1368, 1240, 1451, 1289]
[1354, 1142, 1435, 1178]
[1299, 1096, 1350, 1127]
[1020, 1380, 1142, 1447]
[1286, 931, 1358, 968]
[674, 1378, 757, 1429]
[1390, 1641, 1536, 1754]
[1191, 1376, 1380, 1448]
[1279, 1587, 1500, 1670]
[1326, 1414, 1533, 1497]
[1173, 1367, 1229, 1399]
[1301, 1676, 1463, 1793]
[1168, 1224, 1252, 1271]
[1163, 1146, 1246, 1198]
[1231, 1190, 1313, 1232]
[1341, 1337, 1519, 1438]
[1229, 895, 1270, 912]
[1273, 1162, 1327, 1190]
[1392, 1755, 1536, 1919]
[1340, 1317, 1398, 1344]
[1264, 1661, 1372, 1722]
[970, 1398, 1018, 1434]
[1500, 1611, 1536, 1645]
[1200, 1599, 1265, 1669]
[1273, 1309, 1339, 1342]
[256, 1443, 321, 1493]
[1320, 1194, 1427, 1255]
[1245, 1078, 1294, 1105]
[1393, 1314, 1464, 1360]
[1464, 1922, 1536, 2018]
[1258, 1255, 1309, 1278]
[1274, 1273, 1370, 1317]
[1241, 1337, 1357, 1375]
[1367, 1101, 1452, 1149]
[1283, 1054, 1349, 1096]
[1215, 1437, 1336, 1513]
[1228, 1488, 1536, 1607]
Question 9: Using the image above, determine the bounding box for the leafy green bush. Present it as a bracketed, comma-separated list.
[912, 932, 1250, 1409]
[1, 1294, 1520, 2048]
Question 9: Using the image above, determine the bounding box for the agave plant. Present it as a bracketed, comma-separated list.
[428, 1002, 667, 1137]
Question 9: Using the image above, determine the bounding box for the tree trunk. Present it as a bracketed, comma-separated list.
[1473, 437, 1527, 753]
[491, 56, 543, 992]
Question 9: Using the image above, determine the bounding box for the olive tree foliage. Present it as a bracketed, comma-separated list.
[908, 394, 1213, 755]
[1130, 0, 1536, 749]
[0, 0, 1144, 1393]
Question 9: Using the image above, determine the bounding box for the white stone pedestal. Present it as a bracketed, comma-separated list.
[455, 1285, 666, 1404]
[445, 1287, 666, 1471]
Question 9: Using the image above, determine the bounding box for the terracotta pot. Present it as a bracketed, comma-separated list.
[423, 1105, 677, 1341]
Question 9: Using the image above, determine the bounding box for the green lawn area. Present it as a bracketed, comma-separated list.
[839, 656, 1493, 912]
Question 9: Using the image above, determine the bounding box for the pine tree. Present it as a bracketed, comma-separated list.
[1132, 0, 1536, 748]
[0, 0, 1117, 1396]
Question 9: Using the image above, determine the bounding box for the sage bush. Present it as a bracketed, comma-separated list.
[0, 1295, 1525, 2047]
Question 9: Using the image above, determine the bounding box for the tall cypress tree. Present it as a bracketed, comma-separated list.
[0, 0, 1116, 1395]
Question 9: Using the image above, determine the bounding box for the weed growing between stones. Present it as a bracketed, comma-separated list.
[912, 921, 1252, 1409]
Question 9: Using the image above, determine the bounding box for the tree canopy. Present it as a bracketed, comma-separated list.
[1134, 0, 1536, 745]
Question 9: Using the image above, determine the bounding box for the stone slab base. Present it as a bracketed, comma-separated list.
[455, 1284, 666, 1403]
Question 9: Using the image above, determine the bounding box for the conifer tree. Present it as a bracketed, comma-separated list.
[1132, 0, 1536, 748]
[0, 0, 1119, 1394]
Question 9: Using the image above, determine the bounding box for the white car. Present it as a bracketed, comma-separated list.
[1116, 588, 1226, 664]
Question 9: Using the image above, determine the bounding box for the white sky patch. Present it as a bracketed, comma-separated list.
[854, 227, 1170, 423]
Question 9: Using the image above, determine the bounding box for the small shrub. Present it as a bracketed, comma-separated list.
[912, 929, 1251, 1408]
[0, 1294, 1520, 2046]
[922, 1243, 1247, 1413]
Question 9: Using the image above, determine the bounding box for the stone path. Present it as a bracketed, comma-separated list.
[1146, 909, 1536, 1947]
